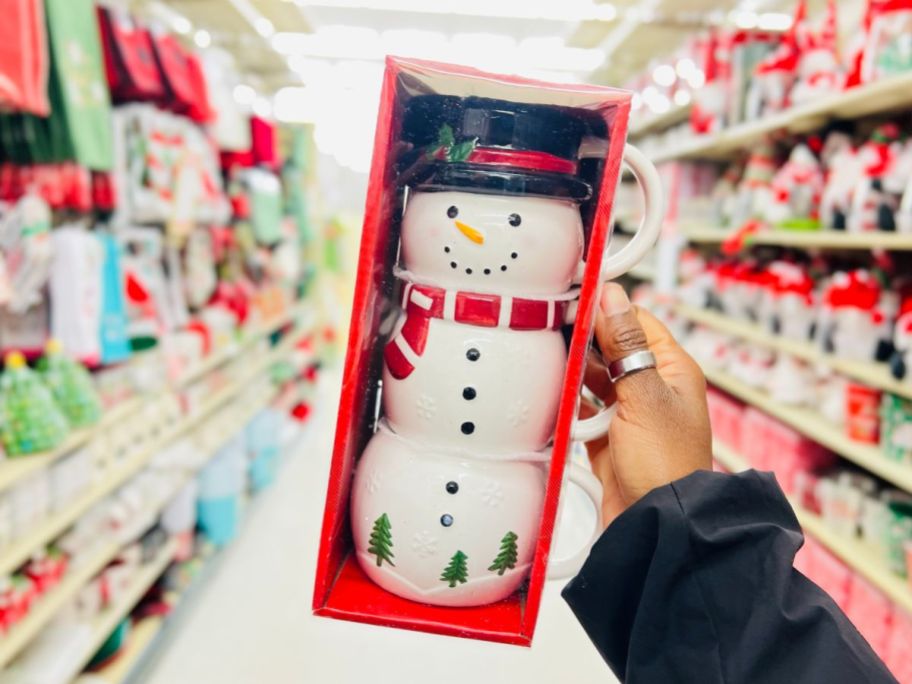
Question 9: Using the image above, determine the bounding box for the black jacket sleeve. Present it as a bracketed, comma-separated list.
[562, 469, 898, 684]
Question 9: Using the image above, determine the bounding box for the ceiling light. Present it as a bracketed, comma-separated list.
[147, 2, 193, 34]
[233, 84, 257, 105]
[273, 27, 603, 74]
[730, 10, 758, 29]
[673, 90, 692, 106]
[255, 17, 275, 37]
[652, 64, 676, 87]
[675, 57, 696, 78]
[757, 12, 792, 31]
[686, 69, 705, 89]
[194, 30, 211, 48]
[291, 0, 618, 23]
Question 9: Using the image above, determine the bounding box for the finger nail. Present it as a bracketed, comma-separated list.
[600, 283, 630, 316]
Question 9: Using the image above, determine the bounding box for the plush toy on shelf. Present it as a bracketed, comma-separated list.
[0, 351, 70, 456]
[677, 250, 714, 309]
[731, 141, 777, 230]
[766, 143, 824, 230]
[819, 270, 889, 362]
[38, 339, 103, 429]
[820, 132, 860, 230]
[767, 353, 817, 406]
[890, 292, 912, 379]
[730, 342, 776, 389]
[790, 0, 844, 105]
[848, 123, 904, 233]
[711, 162, 744, 228]
[764, 261, 816, 341]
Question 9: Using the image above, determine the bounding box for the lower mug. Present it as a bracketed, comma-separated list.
[351, 423, 602, 607]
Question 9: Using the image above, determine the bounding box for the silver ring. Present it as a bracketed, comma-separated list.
[607, 350, 657, 382]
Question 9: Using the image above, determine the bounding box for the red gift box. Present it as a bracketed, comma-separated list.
[312, 57, 636, 645]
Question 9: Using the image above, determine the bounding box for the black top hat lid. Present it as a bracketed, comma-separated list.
[398, 95, 592, 200]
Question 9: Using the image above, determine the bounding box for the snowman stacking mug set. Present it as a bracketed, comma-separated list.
[351, 95, 663, 607]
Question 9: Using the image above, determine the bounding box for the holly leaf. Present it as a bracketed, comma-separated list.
[448, 138, 477, 162]
[436, 123, 455, 148]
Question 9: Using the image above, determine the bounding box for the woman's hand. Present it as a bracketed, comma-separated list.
[580, 284, 712, 525]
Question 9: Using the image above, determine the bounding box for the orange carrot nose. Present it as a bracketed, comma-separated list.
[454, 220, 484, 245]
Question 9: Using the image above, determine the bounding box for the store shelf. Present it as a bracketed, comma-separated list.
[67, 538, 178, 678]
[702, 366, 912, 495]
[0, 328, 302, 578]
[630, 103, 691, 138]
[712, 440, 912, 616]
[83, 616, 165, 684]
[0, 540, 120, 669]
[677, 304, 912, 400]
[682, 226, 912, 251]
[649, 72, 912, 163]
[0, 396, 146, 496]
[0, 304, 303, 504]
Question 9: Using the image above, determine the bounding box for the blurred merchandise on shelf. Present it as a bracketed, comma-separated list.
[37, 340, 102, 429]
[0, 351, 68, 456]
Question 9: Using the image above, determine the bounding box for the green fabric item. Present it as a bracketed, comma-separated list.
[250, 182, 283, 245]
[42, 0, 113, 170]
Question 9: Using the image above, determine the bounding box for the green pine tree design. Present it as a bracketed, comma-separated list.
[440, 550, 469, 588]
[487, 531, 519, 576]
[367, 513, 395, 567]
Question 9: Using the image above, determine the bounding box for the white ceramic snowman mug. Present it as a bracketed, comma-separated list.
[353, 96, 663, 607]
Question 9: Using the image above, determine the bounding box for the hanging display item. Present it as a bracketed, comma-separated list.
[43, 0, 113, 171]
[313, 58, 664, 645]
[0, 0, 49, 116]
[96, 5, 165, 103]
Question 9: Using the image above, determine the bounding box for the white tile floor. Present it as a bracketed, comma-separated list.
[143, 374, 617, 684]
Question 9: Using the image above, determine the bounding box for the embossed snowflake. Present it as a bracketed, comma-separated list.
[366, 468, 382, 494]
[480, 481, 504, 508]
[411, 530, 438, 558]
[507, 400, 530, 427]
[415, 394, 437, 420]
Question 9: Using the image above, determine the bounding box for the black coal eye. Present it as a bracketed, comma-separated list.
[447, 206, 458, 218]
[509, 213, 521, 227]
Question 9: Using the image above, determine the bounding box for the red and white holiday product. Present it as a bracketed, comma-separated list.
[96, 6, 165, 103]
[848, 123, 904, 234]
[820, 132, 860, 231]
[766, 144, 824, 230]
[790, 0, 844, 105]
[846, 383, 883, 444]
[765, 261, 816, 341]
[820, 270, 888, 362]
[891, 291, 912, 379]
[860, 0, 912, 84]
[313, 57, 663, 644]
[0, 0, 49, 116]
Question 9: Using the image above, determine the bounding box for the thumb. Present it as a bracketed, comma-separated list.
[594, 284, 667, 408]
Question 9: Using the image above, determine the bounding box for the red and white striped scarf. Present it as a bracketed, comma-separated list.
[384, 281, 574, 380]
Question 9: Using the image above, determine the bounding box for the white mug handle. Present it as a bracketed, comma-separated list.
[546, 462, 604, 580]
[601, 143, 665, 281]
[571, 144, 663, 443]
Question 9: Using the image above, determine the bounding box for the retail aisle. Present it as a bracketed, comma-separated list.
[141, 373, 615, 684]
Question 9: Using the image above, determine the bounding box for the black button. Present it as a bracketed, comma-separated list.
[446, 481, 459, 494]
[466, 348, 480, 361]
[462, 387, 476, 400]
[461, 422, 475, 435]
[440, 514, 454, 527]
